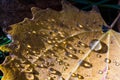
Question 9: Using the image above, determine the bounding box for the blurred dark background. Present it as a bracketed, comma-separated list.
[0, 0, 119, 31]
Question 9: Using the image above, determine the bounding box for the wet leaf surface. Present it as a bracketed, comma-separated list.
[1, 2, 120, 80]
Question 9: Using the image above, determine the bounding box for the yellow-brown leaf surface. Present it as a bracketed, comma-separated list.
[1, 2, 120, 80]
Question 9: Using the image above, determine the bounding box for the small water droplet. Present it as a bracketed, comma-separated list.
[81, 43, 85, 46]
[26, 73, 34, 79]
[72, 73, 76, 77]
[24, 67, 33, 72]
[72, 73, 84, 79]
[52, 33, 56, 37]
[47, 40, 52, 44]
[51, 19, 55, 22]
[104, 58, 111, 63]
[60, 34, 65, 38]
[78, 41, 87, 47]
[98, 70, 103, 74]
[65, 52, 78, 59]
[78, 75, 84, 79]
[78, 50, 84, 54]
[64, 63, 69, 66]
[115, 62, 120, 66]
[77, 24, 83, 28]
[27, 44, 31, 48]
[47, 77, 54, 80]
[49, 68, 61, 76]
[39, 64, 47, 68]
[56, 59, 63, 65]
[32, 31, 36, 34]
[96, 54, 102, 58]
[80, 60, 92, 68]
[15, 63, 20, 67]
[54, 44, 58, 47]
[32, 51, 36, 54]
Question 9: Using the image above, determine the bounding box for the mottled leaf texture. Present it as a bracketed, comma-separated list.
[1, 1, 120, 80]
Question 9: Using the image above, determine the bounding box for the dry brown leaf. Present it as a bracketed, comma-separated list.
[1, 1, 120, 80]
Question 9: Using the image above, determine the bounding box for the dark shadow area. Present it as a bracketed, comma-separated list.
[0, 0, 62, 28]
[0, 70, 3, 80]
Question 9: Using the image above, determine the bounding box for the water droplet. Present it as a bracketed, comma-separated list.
[26, 73, 34, 79]
[47, 77, 54, 80]
[81, 43, 85, 46]
[78, 50, 84, 54]
[66, 44, 73, 49]
[39, 64, 47, 68]
[72, 73, 84, 79]
[78, 75, 84, 79]
[15, 63, 20, 67]
[58, 31, 65, 38]
[89, 39, 102, 51]
[32, 31, 36, 34]
[77, 24, 83, 28]
[115, 62, 120, 66]
[78, 41, 87, 47]
[51, 19, 55, 22]
[65, 52, 78, 59]
[56, 59, 63, 65]
[80, 60, 92, 68]
[104, 58, 111, 63]
[98, 70, 103, 74]
[49, 68, 61, 76]
[64, 63, 69, 66]
[32, 51, 36, 54]
[96, 54, 102, 58]
[24, 67, 33, 72]
[72, 73, 76, 77]
[52, 33, 56, 37]
[63, 41, 66, 44]
[27, 44, 31, 48]
[47, 40, 52, 44]
[54, 44, 58, 47]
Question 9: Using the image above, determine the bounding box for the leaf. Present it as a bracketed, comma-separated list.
[1, 1, 120, 80]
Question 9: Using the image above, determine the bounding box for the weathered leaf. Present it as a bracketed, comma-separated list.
[1, 1, 120, 80]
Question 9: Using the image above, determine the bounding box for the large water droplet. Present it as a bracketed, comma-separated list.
[89, 39, 102, 51]
[89, 39, 108, 53]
